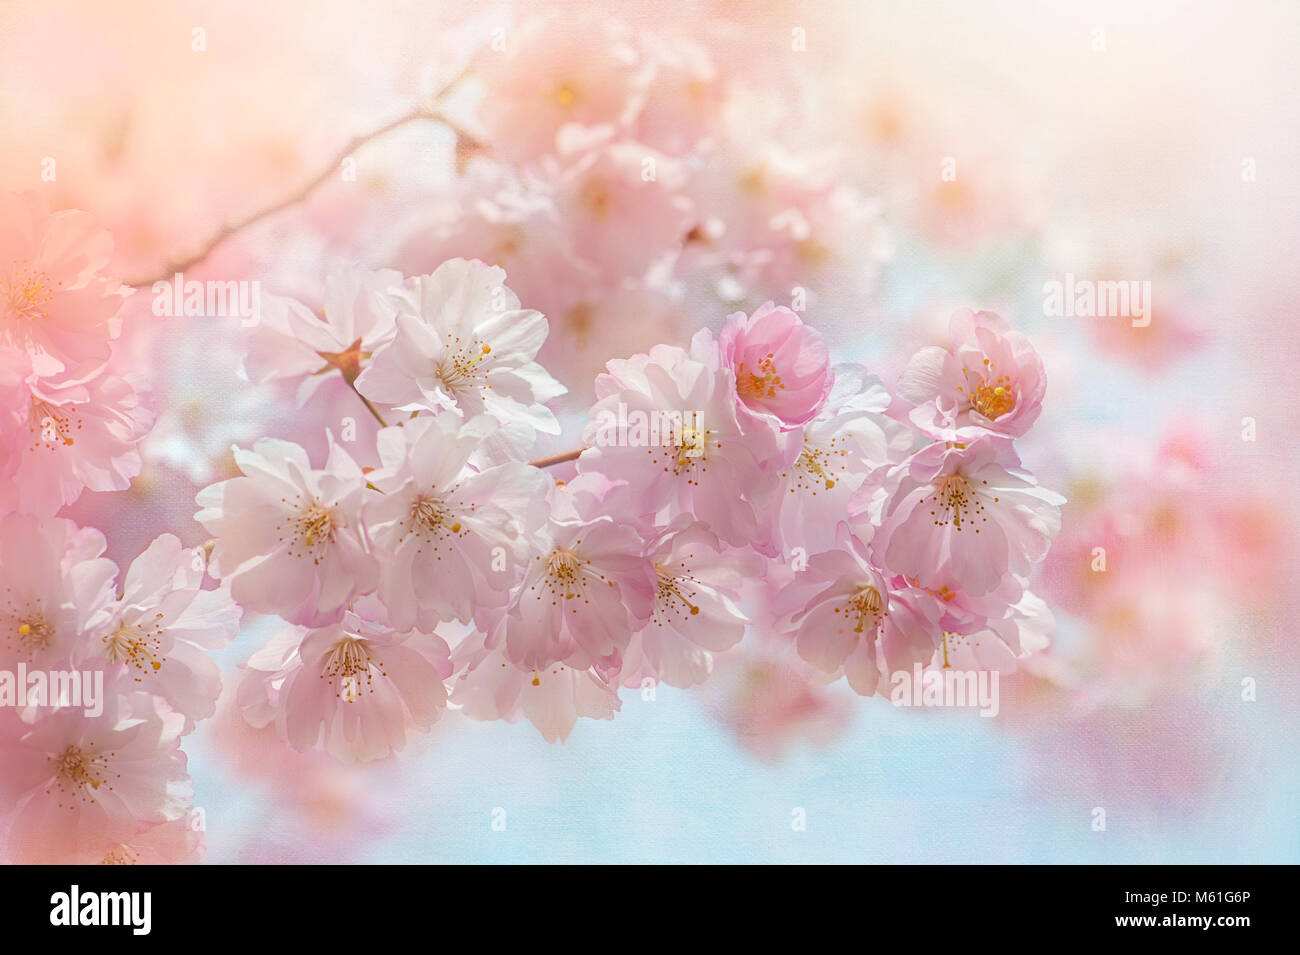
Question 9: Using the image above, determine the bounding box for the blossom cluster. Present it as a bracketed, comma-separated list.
[213, 258, 1064, 752]
[0, 192, 240, 863]
[0, 7, 1064, 861]
[387, 8, 889, 394]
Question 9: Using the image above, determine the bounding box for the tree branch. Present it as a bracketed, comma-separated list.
[528, 448, 585, 469]
[126, 73, 480, 288]
[344, 378, 389, 428]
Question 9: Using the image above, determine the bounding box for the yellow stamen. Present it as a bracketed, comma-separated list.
[735, 352, 784, 403]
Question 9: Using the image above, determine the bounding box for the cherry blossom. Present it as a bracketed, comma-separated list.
[896, 308, 1046, 442]
[619, 518, 752, 689]
[933, 590, 1054, 673]
[98, 813, 205, 865]
[714, 301, 834, 430]
[0, 370, 154, 517]
[237, 603, 452, 762]
[0, 514, 117, 673]
[550, 125, 693, 281]
[506, 515, 656, 671]
[579, 343, 771, 549]
[77, 534, 242, 732]
[0, 190, 126, 382]
[772, 526, 943, 697]
[365, 413, 551, 631]
[451, 626, 621, 743]
[632, 32, 729, 157]
[195, 435, 378, 626]
[0, 679, 191, 865]
[355, 258, 565, 442]
[766, 365, 912, 556]
[0, 0, 1156, 866]
[873, 438, 1064, 597]
[242, 267, 403, 404]
[475, 11, 644, 165]
[388, 165, 601, 328]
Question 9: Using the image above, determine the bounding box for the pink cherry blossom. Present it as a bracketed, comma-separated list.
[195, 435, 378, 627]
[0, 190, 127, 382]
[0, 514, 117, 672]
[0, 369, 154, 517]
[619, 518, 753, 689]
[355, 258, 564, 441]
[698, 632, 853, 761]
[237, 603, 452, 762]
[99, 813, 205, 865]
[209, 680, 397, 857]
[896, 308, 1045, 442]
[551, 125, 693, 280]
[714, 301, 833, 430]
[365, 414, 552, 631]
[0, 679, 191, 865]
[933, 590, 1054, 673]
[873, 438, 1064, 598]
[579, 343, 772, 549]
[388, 166, 601, 329]
[682, 144, 888, 298]
[77, 534, 242, 732]
[451, 626, 621, 743]
[242, 267, 403, 404]
[506, 515, 656, 671]
[475, 12, 644, 164]
[772, 527, 943, 697]
[767, 365, 912, 556]
[632, 33, 729, 157]
[536, 284, 687, 407]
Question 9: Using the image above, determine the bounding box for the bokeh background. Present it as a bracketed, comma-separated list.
[3, 0, 1298, 862]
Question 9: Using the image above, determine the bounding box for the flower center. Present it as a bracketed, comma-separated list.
[646, 420, 713, 477]
[578, 180, 613, 219]
[553, 82, 579, 108]
[12, 610, 54, 656]
[27, 397, 81, 450]
[3, 262, 57, 324]
[322, 636, 383, 702]
[960, 362, 1016, 421]
[842, 585, 885, 635]
[537, 547, 602, 609]
[410, 495, 462, 537]
[738, 166, 767, 196]
[101, 845, 141, 865]
[675, 424, 708, 467]
[654, 565, 700, 623]
[438, 337, 492, 391]
[925, 473, 993, 532]
[280, 498, 338, 562]
[735, 352, 784, 403]
[51, 744, 115, 805]
[795, 442, 837, 491]
[102, 618, 165, 677]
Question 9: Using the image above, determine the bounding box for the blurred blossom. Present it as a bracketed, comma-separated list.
[1, 0, 1297, 865]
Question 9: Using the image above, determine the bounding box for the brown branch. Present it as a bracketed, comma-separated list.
[126, 72, 481, 288]
[528, 448, 585, 469]
[344, 378, 388, 428]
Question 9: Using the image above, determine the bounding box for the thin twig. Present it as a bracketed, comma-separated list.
[126, 71, 480, 288]
[528, 448, 585, 469]
[344, 378, 389, 428]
